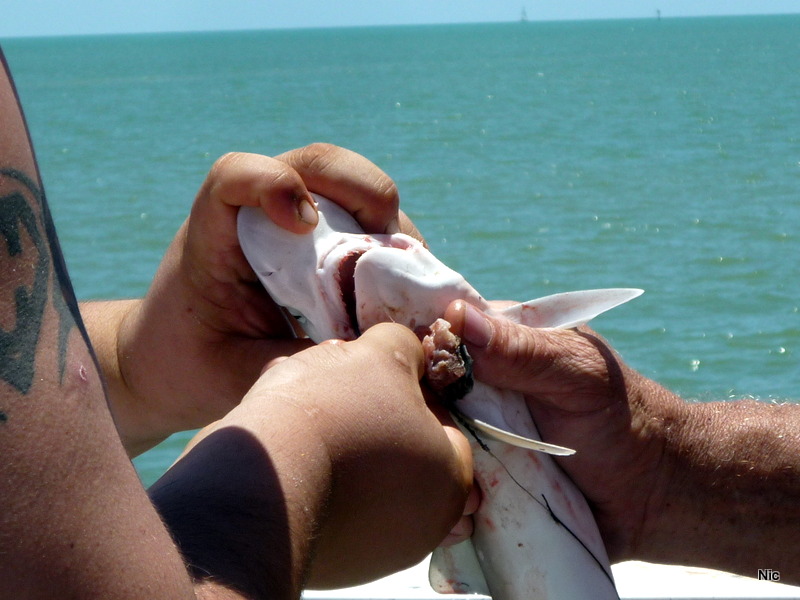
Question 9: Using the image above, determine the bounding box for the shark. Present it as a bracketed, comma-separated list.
[237, 195, 641, 600]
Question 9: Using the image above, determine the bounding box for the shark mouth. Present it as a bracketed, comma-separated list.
[328, 234, 424, 340]
[337, 249, 366, 337]
[336, 249, 476, 402]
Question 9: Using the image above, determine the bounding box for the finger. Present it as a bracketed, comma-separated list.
[355, 322, 426, 379]
[432, 403, 475, 500]
[276, 143, 400, 234]
[438, 477, 480, 547]
[397, 211, 427, 246]
[464, 483, 480, 515]
[439, 515, 474, 547]
[443, 299, 556, 394]
[197, 152, 319, 237]
[443, 299, 491, 348]
[358, 323, 475, 490]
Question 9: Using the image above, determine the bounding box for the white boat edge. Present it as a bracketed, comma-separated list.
[303, 555, 800, 600]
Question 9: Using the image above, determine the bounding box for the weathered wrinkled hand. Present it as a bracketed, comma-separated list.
[443, 299, 683, 561]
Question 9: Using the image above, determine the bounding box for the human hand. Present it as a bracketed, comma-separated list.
[155, 323, 473, 594]
[442, 299, 684, 562]
[101, 144, 420, 453]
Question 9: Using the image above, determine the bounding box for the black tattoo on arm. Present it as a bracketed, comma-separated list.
[0, 172, 49, 394]
[0, 168, 80, 396]
[1, 49, 89, 415]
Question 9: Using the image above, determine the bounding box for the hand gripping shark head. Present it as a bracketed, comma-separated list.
[237, 194, 487, 343]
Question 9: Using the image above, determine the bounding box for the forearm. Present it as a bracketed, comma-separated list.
[80, 264, 266, 457]
[149, 402, 333, 600]
[641, 398, 800, 582]
[80, 299, 170, 456]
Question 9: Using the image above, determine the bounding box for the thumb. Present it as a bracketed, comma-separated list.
[443, 300, 557, 395]
[359, 322, 474, 499]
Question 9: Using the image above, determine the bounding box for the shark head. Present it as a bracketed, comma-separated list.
[237, 194, 486, 343]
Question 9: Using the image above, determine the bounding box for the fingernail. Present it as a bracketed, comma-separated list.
[384, 217, 401, 234]
[462, 303, 492, 348]
[298, 196, 319, 226]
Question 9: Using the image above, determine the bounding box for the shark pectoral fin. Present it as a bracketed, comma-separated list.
[456, 409, 576, 456]
[498, 288, 644, 329]
[429, 541, 490, 596]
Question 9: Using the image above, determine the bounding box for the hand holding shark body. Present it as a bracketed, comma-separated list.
[235, 160, 800, 592]
[445, 301, 800, 583]
[151, 321, 472, 596]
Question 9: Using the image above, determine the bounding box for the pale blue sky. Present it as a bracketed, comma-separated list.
[2, 0, 799, 38]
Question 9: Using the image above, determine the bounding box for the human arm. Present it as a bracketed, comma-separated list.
[3, 43, 470, 598]
[149, 322, 473, 598]
[81, 145, 421, 456]
[1, 48, 197, 599]
[443, 299, 800, 583]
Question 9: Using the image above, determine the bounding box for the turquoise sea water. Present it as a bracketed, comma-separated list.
[3, 15, 800, 484]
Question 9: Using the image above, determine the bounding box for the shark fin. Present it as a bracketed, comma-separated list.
[429, 541, 490, 596]
[498, 288, 643, 329]
[454, 408, 576, 456]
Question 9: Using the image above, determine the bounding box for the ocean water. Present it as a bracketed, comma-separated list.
[3, 15, 799, 485]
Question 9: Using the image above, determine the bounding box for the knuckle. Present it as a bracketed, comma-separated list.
[297, 142, 338, 173]
[371, 174, 400, 211]
[368, 322, 422, 365]
[207, 152, 242, 180]
[202, 152, 239, 194]
[263, 165, 298, 191]
[485, 319, 548, 383]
